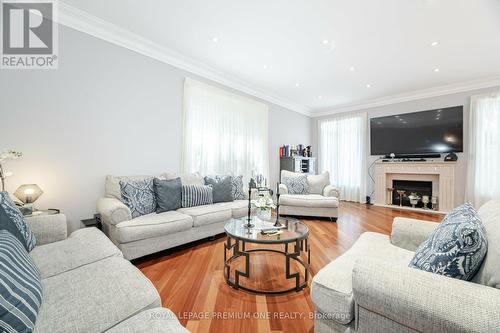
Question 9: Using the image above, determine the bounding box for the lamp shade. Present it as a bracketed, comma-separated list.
[14, 184, 43, 204]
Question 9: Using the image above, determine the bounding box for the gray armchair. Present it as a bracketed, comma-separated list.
[312, 198, 500, 333]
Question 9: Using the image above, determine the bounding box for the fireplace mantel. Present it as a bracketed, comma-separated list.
[373, 161, 456, 213]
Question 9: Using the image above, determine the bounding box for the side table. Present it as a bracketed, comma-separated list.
[81, 214, 102, 230]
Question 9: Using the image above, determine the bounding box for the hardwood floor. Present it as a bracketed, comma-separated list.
[135, 202, 442, 333]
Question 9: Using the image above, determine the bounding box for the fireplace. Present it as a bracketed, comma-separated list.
[392, 180, 432, 208]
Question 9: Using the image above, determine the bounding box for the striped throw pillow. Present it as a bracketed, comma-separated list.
[182, 185, 213, 208]
[0, 230, 43, 332]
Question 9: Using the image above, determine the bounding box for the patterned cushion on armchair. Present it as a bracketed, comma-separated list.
[409, 202, 487, 280]
[282, 175, 310, 195]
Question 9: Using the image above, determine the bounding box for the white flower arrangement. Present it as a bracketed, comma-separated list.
[252, 194, 276, 211]
[0, 149, 22, 191]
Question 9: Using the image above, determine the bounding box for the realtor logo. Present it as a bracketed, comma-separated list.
[1, 0, 58, 69]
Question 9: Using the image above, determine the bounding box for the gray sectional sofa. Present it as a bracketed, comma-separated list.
[25, 213, 188, 333]
[97, 173, 255, 260]
[311, 197, 500, 333]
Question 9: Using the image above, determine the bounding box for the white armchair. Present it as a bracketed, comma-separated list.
[279, 170, 339, 221]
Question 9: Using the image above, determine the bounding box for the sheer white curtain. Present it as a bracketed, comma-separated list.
[318, 112, 368, 202]
[182, 78, 269, 182]
[466, 92, 500, 207]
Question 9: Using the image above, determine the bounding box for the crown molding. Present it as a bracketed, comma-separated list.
[312, 76, 500, 117]
[56, 2, 312, 116]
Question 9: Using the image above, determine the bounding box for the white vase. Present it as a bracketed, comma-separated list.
[257, 208, 271, 221]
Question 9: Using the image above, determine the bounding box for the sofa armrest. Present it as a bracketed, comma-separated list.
[391, 217, 439, 251]
[25, 213, 67, 245]
[352, 258, 500, 333]
[323, 184, 340, 198]
[97, 197, 132, 225]
[278, 184, 288, 195]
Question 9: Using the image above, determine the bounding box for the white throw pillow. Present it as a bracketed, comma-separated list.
[307, 171, 330, 195]
[105, 175, 152, 200]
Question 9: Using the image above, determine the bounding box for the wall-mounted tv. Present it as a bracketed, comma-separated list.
[370, 106, 463, 156]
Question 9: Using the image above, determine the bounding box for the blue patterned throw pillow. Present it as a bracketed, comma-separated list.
[228, 175, 244, 200]
[182, 185, 213, 208]
[0, 230, 43, 332]
[282, 175, 310, 195]
[120, 178, 156, 218]
[409, 202, 488, 280]
[0, 192, 36, 251]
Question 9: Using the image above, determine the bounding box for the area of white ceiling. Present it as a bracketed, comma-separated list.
[60, 0, 500, 116]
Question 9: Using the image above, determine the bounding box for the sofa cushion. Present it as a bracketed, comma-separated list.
[120, 178, 156, 218]
[204, 175, 234, 203]
[472, 197, 500, 288]
[106, 308, 189, 333]
[409, 202, 487, 281]
[282, 175, 309, 195]
[29, 228, 122, 279]
[0, 191, 36, 251]
[311, 232, 414, 325]
[105, 175, 151, 200]
[307, 171, 330, 195]
[0, 230, 42, 333]
[162, 172, 204, 186]
[34, 257, 160, 333]
[115, 211, 193, 243]
[280, 194, 339, 208]
[214, 200, 251, 218]
[178, 204, 232, 227]
[154, 177, 182, 213]
[182, 185, 213, 208]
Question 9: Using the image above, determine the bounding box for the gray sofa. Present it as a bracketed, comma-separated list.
[311, 197, 500, 333]
[279, 170, 340, 220]
[25, 213, 188, 333]
[97, 173, 255, 260]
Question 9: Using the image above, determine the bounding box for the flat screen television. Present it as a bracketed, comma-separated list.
[370, 106, 463, 156]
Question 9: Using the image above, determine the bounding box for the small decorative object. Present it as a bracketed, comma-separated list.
[389, 152, 396, 161]
[13, 184, 43, 215]
[0, 150, 22, 191]
[431, 196, 438, 210]
[444, 152, 458, 162]
[396, 190, 406, 206]
[408, 192, 421, 208]
[253, 193, 275, 221]
[306, 146, 312, 157]
[387, 187, 394, 205]
[256, 174, 264, 188]
[245, 178, 257, 228]
[422, 195, 430, 209]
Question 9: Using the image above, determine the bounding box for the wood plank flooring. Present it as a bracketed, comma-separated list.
[134, 202, 443, 333]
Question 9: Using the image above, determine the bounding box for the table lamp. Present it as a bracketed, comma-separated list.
[14, 184, 43, 214]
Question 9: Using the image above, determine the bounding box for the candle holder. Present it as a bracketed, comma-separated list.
[387, 187, 394, 205]
[244, 178, 257, 229]
[396, 190, 406, 207]
[274, 182, 282, 227]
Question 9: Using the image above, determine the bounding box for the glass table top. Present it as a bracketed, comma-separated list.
[224, 216, 309, 244]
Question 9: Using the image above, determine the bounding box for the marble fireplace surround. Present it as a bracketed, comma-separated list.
[374, 161, 456, 213]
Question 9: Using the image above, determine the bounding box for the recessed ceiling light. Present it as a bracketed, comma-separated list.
[318, 95, 323, 99]
[366, 84, 371, 88]
[263, 64, 268, 70]
[212, 37, 219, 43]
[431, 41, 439, 47]
[349, 66, 355, 71]
[295, 82, 301, 87]
[433, 68, 440, 72]
[322, 39, 329, 45]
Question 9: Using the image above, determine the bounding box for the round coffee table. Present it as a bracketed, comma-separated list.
[224, 216, 310, 294]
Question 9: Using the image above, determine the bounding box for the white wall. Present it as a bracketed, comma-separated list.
[0, 26, 311, 232]
[312, 85, 500, 206]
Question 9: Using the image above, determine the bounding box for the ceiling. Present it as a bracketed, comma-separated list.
[60, 0, 500, 116]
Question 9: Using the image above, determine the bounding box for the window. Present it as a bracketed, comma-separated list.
[182, 78, 269, 182]
[466, 92, 500, 207]
[318, 112, 368, 202]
